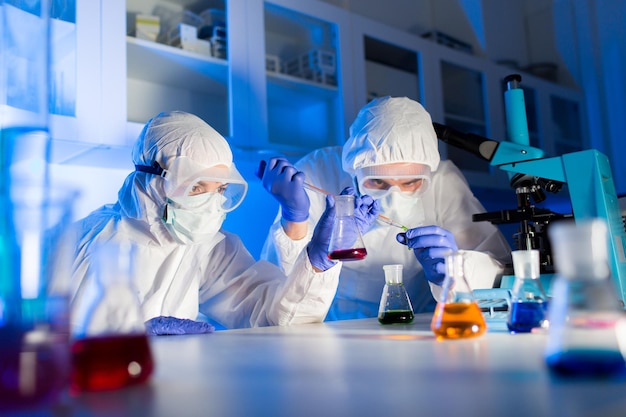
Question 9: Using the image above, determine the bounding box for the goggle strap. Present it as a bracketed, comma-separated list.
[135, 162, 168, 178]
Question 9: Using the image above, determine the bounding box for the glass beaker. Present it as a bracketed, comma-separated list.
[378, 264, 414, 324]
[544, 219, 626, 378]
[0, 184, 77, 410]
[431, 250, 487, 340]
[327, 194, 367, 261]
[69, 241, 154, 393]
[507, 249, 549, 333]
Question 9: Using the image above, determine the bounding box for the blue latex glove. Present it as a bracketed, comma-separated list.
[339, 186, 380, 235]
[145, 316, 215, 336]
[396, 225, 458, 285]
[256, 158, 310, 222]
[307, 195, 337, 271]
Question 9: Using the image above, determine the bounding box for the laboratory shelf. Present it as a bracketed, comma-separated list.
[267, 72, 337, 103]
[126, 36, 228, 92]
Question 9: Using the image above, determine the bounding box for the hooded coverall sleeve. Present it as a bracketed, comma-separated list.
[260, 146, 347, 275]
[199, 231, 340, 328]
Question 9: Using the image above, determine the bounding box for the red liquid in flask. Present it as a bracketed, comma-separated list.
[328, 247, 367, 261]
[70, 333, 154, 393]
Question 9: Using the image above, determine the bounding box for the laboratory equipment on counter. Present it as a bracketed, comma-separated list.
[70, 242, 154, 393]
[507, 250, 549, 333]
[433, 74, 626, 305]
[327, 195, 367, 261]
[378, 264, 414, 324]
[544, 219, 626, 378]
[431, 251, 487, 340]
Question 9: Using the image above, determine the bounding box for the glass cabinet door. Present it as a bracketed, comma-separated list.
[440, 60, 490, 173]
[50, 0, 77, 117]
[550, 95, 582, 156]
[264, 2, 341, 153]
[125, 0, 229, 137]
[364, 36, 419, 104]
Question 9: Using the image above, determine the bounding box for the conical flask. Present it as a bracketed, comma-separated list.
[378, 264, 414, 324]
[327, 194, 367, 261]
[544, 219, 626, 378]
[70, 241, 154, 393]
[507, 249, 549, 333]
[431, 250, 487, 340]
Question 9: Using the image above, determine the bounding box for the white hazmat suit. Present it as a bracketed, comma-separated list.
[262, 97, 511, 320]
[67, 111, 340, 331]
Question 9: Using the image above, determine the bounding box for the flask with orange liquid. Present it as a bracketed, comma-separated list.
[431, 250, 487, 340]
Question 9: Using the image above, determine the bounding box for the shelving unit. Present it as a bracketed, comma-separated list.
[264, 2, 342, 153]
[126, 36, 229, 134]
[124, 0, 229, 137]
[49, 0, 588, 193]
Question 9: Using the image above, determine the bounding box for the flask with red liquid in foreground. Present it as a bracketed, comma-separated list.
[431, 250, 487, 340]
[69, 242, 154, 393]
[327, 194, 367, 261]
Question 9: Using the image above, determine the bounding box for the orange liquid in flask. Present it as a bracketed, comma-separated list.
[431, 302, 486, 340]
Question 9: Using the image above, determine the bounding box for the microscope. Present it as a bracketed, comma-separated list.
[434, 74, 626, 306]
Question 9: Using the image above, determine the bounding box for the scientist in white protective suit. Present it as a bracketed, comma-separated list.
[260, 96, 512, 321]
[65, 111, 344, 335]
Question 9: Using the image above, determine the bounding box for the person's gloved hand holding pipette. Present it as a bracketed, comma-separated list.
[256, 158, 380, 270]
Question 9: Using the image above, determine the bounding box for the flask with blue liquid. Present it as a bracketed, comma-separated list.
[544, 219, 626, 378]
[507, 249, 548, 333]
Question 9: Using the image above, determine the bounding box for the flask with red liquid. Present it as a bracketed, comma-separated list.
[69, 242, 154, 393]
[431, 250, 487, 340]
[327, 194, 367, 261]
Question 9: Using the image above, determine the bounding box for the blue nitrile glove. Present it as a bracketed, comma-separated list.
[396, 225, 458, 285]
[339, 187, 381, 235]
[256, 158, 310, 222]
[145, 316, 215, 336]
[307, 194, 337, 271]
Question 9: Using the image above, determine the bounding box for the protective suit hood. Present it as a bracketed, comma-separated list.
[341, 96, 440, 178]
[116, 111, 237, 243]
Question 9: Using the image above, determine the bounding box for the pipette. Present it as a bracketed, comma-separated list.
[256, 160, 409, 231]
[302, 182, 408, 231]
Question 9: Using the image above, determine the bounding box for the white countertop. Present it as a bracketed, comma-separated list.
[13, 314, 626, 417]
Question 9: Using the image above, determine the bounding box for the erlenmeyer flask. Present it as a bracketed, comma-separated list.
[507, 249, 549, 333]
[545, 219, 626, 378]
[378, 264, 414, 324]
[431, 250, 487, 340]
[327, 194, 367, 261]
[70, 241, 154, 393]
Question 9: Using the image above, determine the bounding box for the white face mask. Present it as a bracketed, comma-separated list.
[163, 193, 226, 244]
[379, 188, 424, 228]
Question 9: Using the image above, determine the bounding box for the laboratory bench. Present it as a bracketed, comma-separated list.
[10, 314, 626, 417]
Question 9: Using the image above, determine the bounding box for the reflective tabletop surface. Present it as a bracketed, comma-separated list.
[8, 314, 626, 417]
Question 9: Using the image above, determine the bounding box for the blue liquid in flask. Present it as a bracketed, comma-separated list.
[507, 301, 548, 333]
[546, 349, 626, 379]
